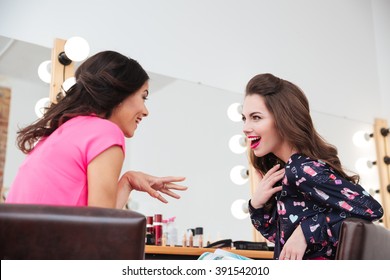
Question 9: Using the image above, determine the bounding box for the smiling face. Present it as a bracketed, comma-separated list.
[108, 82, 149, 138]
[242, 94, 292, 162]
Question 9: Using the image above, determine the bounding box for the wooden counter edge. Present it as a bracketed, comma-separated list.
[145, 245, 273, 259]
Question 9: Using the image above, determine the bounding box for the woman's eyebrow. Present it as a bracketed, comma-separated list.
[242, 111, 262, 117]
[249, 111, 263, 116]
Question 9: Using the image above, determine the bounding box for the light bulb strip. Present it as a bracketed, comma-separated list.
[49, 38, 75, 104]
[373, 118, 390, 228]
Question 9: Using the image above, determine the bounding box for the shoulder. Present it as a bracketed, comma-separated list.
[59, 116, 125, 152]
[65, 116, 124, 136]
[64, 116, 125, 160]
[285, 153, 320, 169]
[286, 153, 331, 168]
[284, 153, 335, 184]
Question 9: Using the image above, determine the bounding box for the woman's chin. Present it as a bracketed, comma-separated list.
[253, 149, 266, 157]
[124, 131, 135, 138]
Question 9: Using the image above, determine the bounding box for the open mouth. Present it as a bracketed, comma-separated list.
[248, 136, 261, 149]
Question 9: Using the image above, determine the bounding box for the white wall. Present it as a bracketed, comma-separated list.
[0, 0, 388, 123]
[0, 0, 388, 243]
[371, 0, 390, 121]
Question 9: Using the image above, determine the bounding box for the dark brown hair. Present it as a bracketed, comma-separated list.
[17, 51, 149, 154]
[245, 73, 359, 183]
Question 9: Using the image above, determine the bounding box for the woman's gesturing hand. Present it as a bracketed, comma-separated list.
[250, 164, 285, 209]
[121, 171, 187, 203]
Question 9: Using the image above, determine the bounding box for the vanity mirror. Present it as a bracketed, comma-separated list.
[0, 36, 380, 242]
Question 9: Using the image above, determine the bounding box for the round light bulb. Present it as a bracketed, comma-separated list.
[34, 97, 51, 118]
[352, 131, 371, 147]
[227, 103, 243, 122]
[355, 157, 374, 174]
[242, 202, 249, 214]
[231, 199, 249, 220]
[230, 165, 249, 185]
[64, 36, 90, 62]
[62, 77, 76, 93]
[228, 134, 247, 154]
[368, 188, 376, 196]
[37, 60, 51, 83]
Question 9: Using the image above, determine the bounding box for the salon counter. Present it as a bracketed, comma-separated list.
[145, 245, 274, 260]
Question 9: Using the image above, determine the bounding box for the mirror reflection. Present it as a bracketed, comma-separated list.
[0, 36, 379, 243]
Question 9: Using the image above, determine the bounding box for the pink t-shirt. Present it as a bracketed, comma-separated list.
[6, 116, 125, 206]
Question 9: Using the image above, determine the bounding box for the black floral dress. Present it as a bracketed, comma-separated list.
[249, 153, 383, 259]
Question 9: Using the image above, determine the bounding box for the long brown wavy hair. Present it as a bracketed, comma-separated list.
[246, 73, 359, 184]
[17, 51, 149, 154]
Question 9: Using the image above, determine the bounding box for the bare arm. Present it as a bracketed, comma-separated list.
[87, 146, 187, 209]
[87, 145, 124, 208]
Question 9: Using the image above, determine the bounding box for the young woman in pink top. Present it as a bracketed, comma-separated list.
[6, 51, 187, 208]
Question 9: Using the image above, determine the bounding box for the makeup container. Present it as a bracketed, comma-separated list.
[145, 216, 155, 245]
[154, 214, 163, 246]
[187, 229, 194, 247]
[195, 227, 204, 248]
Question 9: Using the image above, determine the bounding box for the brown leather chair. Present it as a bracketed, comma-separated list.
[335, 217, 390, 260]
[0, 203, 146, 259]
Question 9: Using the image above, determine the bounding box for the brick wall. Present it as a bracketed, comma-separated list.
[0, 87, 11, 202]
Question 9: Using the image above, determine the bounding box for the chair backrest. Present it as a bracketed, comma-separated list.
[0, 203, 146, 260]
[335, 217, 390, 260]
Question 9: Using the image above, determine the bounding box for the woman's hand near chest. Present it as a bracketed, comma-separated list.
[251, 164, 285, 209]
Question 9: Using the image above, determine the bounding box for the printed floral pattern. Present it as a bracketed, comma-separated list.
[249, 153, 383, 259]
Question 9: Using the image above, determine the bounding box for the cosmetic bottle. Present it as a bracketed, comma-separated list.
[195, 227, 204, 248]
[182, 232, 187, 247]
[187, 229, 194, 247]
[145, 216, 155, 245]
[162, 219, 168, 244]
[162, 232, 167, 246]
[167, 216, 178, 247]
[154, 214, 163, 246]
